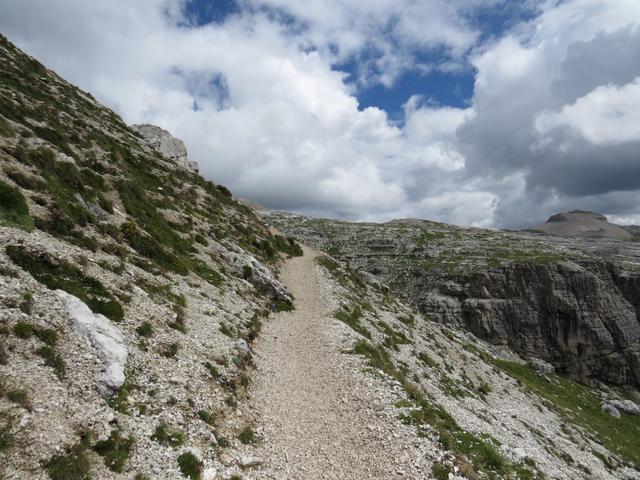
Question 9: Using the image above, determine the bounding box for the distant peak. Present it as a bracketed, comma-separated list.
[536, 210, 631, 240]
[546, 210, 608, 224]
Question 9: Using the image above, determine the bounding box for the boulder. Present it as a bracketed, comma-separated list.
[601, 401, 621, 418]
[526, 357, 555, 375]
[56, 290, 127, 397]
[607, 399, 640, 416]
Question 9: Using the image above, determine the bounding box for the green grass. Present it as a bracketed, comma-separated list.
[494, 359, 640, 468]
[6, 245, 124, 322]
[335, 305, 370, 338]
[45, 442, 91, 480]
[273, 298, 295, 312]
[0, 180, 33, 230]
[108, 377, 132, 413]
[315, 255, 366, 291]
[351, 340, 539, 478]
[93, 429, 134, 473]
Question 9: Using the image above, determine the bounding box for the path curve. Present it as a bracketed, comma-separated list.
[246, 246, 431, 479]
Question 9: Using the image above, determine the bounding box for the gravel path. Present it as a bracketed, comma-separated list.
[246, 247, 433, 479]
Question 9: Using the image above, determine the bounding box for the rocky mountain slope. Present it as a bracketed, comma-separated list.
[264, 212, 640, 389]
[533, 210, 634, 241]
[0, 34, 302, 479]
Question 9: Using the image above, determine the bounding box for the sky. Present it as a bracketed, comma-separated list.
[1, 0, 639, 228]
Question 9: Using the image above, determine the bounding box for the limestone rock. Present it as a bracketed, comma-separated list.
[526, 357, 555, 375]
[56, 290, 127, 396]
[607, 399, 640, 416]
[601, 401, 621, 418]
[221, 242, 292, 303]
[239, 455, 264, 468]
[131, 123, 199, 172]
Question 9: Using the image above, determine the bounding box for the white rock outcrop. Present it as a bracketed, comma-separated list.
[56, 290, 128, 396]
[607, 399, 640, 416]
[131, 124, 199, 173]
[221, 242, 292, 303]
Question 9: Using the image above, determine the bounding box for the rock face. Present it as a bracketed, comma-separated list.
[264, 211, 640, 388]
[534, 210, 633, 241]
[131, 123, 199, 172]
[421, 260, 640, 386]
[57, 290, 127, 397]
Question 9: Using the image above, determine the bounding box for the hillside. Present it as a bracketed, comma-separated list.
[0, 34, 301, 479]
[1, 33, 640, 480]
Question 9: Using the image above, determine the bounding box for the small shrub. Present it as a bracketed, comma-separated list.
[242, 265, 253, 279]
[6, 388, 31, 410]
[161, 342, 179, 358]
[274, 299, 294, 312]
[478, 382, 492, 396]
[204, 361, 220, 380]
[93, 429, 134, 473]
[34, 327, 57, 346]
[136, 321, 153, 337]
[198, 410, 216, 427]
[0, 180, 33, 231]
[36, 345, 65, 379]
[108, 378, 132, 413]
[177, 451, 202, 479]
[238, 426, 254, 445]
[219, 322, 234, 338]
[19, 291, 33, 314]
[431, 462, 451, 480]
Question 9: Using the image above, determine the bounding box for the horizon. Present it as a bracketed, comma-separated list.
[1, 0, 639, 228]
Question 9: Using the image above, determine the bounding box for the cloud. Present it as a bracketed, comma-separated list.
[535, 78, 640, 145]
[458, 0, 640, 226]
[0, 0, 639, 228]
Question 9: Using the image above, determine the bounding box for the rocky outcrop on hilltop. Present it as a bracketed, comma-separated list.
[132, 123, 199, 173]
[264, 211, 640, 388]
[533, 210, 633, 240]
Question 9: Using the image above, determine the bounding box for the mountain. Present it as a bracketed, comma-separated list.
[533, 210, 634, 241]
[2, 33, 640, 480]
[0, 34, 301, 479]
